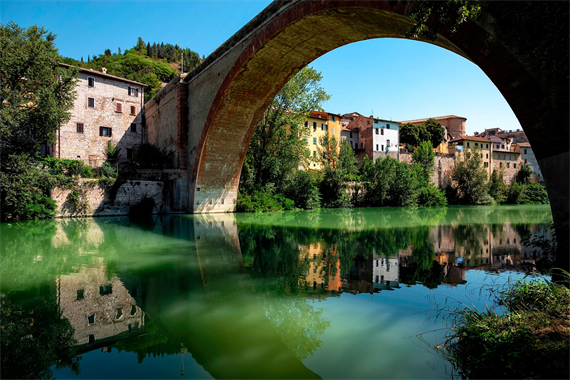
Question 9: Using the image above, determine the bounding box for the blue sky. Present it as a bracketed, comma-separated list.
[1, 0, 522, 134]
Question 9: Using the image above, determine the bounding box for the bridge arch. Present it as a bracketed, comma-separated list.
[174, 0, 567, 262]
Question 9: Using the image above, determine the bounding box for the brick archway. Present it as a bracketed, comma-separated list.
[179, 0, 567, 264]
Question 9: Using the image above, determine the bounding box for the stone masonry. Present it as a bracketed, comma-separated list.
[54, 64, 146, 167]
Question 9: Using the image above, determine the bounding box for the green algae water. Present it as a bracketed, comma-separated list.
[0, 205, 553, 379]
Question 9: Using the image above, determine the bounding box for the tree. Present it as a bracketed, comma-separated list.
[0, 23, 78, 155]
[240, 66, 329, 193]
[451, 147, 493, 204]
[516, 163, 533, 183]
[136, 37, 146, 54]
[423, 118, 445, 148]
[400, 123, 421, 147]
[104, 48, 111, 57]
[319, 138, 358, 208]
[488, 169, 508, 203]
[412, 140, 435, 187]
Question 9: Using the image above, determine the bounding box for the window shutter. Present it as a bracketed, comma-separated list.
[135, 88, 139, 97]
[131, 106, 136, 114]
[116, 103, 122, 112]
[99, 127, 103, 136]
[109, 128, 112, 137]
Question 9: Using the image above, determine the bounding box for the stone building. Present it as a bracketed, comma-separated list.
[449, 135, 493, 177]
[514, 142, 542, 180]
[343, 113, 400, 162]
[54, 64, 146, 167]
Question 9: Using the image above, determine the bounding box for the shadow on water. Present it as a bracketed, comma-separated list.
[0, 205, 554, 379]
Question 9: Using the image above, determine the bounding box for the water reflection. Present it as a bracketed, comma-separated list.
[0, 205, 553, 379]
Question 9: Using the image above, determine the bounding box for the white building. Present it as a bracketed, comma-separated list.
[372, 118, 399, 154]
[372, 251, 399, 290]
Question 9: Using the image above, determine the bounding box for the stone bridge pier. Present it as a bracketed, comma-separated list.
[144, 1, 568, 264]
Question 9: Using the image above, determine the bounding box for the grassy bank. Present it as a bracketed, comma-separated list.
[437, 276, 569, 379]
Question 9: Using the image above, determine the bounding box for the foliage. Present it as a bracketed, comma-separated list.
[0, 153, 63, 221]
[105, 141, 121, 162]
[98, 162, 118, 179]
[516, 163, 533, 183]
[0, 23, 78, 155]
[135, 143, 175, 169]
[488, 168, 508, 203]
[42, 157, 92, 178]
[423, 118, 445, 148]
[399, 123, 422, 147]
[1, 287, 80, 379]
[407, 0, 482, 41]
[507, 180, 549, 205]
[282, 170, 321, 209]
[412, 140, 435, 188]
[437, 277, 569, 379]
[66, 186, 89, 213]
[240, 66, 329, 195]
[419, 183, 448, 207]
[451, 147, 492, 205]
[318, 138, 359, 208]
[237, 190, 295, 213]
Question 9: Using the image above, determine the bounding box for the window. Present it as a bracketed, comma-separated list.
[88, 313, 95, 324]
[376, 144, 379, 151]
[331, 115, 336, 121]
[349, 132, 352, 138]
[76, 123, 84, 133]
[486, 154, 488, 159]
[360, 142, 363, 149]
[484, 162, 488, 167]
[514, 163, 517, 169]
[525, 159, 527, 163]
[99, 127, 112, 137]
[116, 102, 122, 112]
[130, 305, 137, 315]
[99, 284, 112, 295]
[88, 77, 95, 87]
[386, 123, 389, 128]
[507, 162, 510, 168]
[501, 144, 505, 149]
[524, 149, 527, 154]
[381, 129, 384, 135]
[313, 137, 317, 145]
[509, 155, 511, 160]
[486, 144, 488, 148]
[475, 143, 479, 147]
[304, 121, 308, 128]
[130, 105, 136, 115]
[77, 289, 84, 300]
[387, 139, 390, 147]
[313, 268, 317, 273]
[88, 335, 95, 344]
[115, 308, 123, 320]
[467, 142, 470, 147]
[313, 122, 317, 130]
[381, 144, 384, 151]
[128, 87, 139, 97]
[321, 123, 325, 131]
[503, 154, 506, 159]
[130, 123, 137, 132]
[88, 97, 95, 108]
[127, 149, 133, 159]
[375, 275, 379, 283]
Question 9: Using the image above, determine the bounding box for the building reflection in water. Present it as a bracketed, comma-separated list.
[57, 263, 144, 352]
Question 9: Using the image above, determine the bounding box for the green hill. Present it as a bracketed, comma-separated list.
[61, 37, 203, 101]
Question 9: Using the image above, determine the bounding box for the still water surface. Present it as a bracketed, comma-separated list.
[0, 205, 553, 379]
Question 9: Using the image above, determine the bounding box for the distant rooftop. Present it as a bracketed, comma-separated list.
[400, 115, 467, 124]
[450, 135, 491, 143]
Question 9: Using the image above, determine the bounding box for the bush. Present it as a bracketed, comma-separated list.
[1, 154, 62, 220]
[519, 182, 549, 204]
[282, 170, 321, 209]
[98, 162, 118, 178]
[236, 190, 295, 212]
[42, 157, 92, 178]
[419, 183, 448, 207]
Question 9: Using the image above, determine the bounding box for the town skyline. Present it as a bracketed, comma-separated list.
[2, 0, 523, 135]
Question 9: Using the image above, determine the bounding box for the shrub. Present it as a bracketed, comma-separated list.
[282, 170, 321, 209]
[42, 157, 92, 178]
[236, 190, 295, 212]
[419, 183, 448, 207]
[98, 162, 118, 178]
[519, 182, 549, 204]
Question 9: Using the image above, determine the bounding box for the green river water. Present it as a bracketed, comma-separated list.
[0, 205, 554, 379]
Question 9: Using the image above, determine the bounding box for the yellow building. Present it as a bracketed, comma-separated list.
[449, 135, 493, 177]
[298, 242, 341, 292]
[301, 111, 342, 170]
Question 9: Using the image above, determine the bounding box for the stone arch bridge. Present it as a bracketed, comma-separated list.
[144, 1, 568, 261]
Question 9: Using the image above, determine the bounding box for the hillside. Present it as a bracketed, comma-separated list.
[61, 37, 203, 101]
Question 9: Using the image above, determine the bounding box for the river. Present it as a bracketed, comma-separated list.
[0, 205, 554, 379]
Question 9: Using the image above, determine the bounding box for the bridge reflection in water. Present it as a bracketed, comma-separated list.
[0, 206, 553, 379]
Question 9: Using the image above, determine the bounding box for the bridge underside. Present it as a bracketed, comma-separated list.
[145, 1, 568, 266]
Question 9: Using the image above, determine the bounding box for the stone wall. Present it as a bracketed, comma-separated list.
[398, 153, 455, 189]
[54, 68, 145, 167]
[52, 179, 163, 218]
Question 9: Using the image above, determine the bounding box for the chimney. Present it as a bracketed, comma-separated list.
[101, 67, 107, 74]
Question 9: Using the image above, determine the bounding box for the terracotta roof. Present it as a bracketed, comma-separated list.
[449, 135, 491, 143]
[400, 115, 467, 124]
[59, 63, 147, 87]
